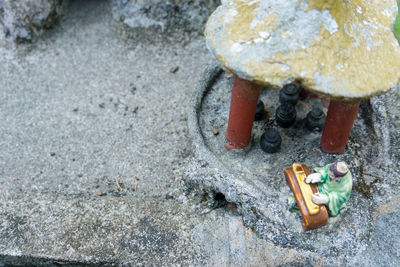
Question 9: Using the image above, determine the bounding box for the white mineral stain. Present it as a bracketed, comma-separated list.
[281, 64, 290, 72]
[258, 31, 270, 39]
[300, 70, 308, 77]
[231, 43, 243, 53]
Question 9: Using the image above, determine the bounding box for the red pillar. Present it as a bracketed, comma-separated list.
[321, 99, 330, 108]
[225, 76, 261, 150]
[320, 100, 361, 154]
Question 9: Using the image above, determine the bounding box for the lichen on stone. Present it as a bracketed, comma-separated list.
[205, 0, 400, 100]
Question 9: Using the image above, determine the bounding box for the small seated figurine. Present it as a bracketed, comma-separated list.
[305, 161, 353, 217]
[285, 162, 353, 230]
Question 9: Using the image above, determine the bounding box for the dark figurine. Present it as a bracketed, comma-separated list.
[275, 103, 296, 128]
[260, 128, 281, 153]
[305, 108, 326, 131]
[279, 83, 301, 105]
[254, 100, 265, 121]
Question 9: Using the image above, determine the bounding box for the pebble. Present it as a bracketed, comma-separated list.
[170, 66, 179, 73]
[212, 128, 219, 135]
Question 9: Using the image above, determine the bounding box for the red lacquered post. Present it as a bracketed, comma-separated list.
[320, 100, 361, 154]
[321, 99, 331, 108]
[225, 76, 261, 150]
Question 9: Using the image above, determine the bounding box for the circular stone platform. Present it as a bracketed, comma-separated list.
[187, 65, 400, 261]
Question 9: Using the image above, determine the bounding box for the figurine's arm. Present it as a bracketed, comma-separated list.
[311, 192, 329, 204]
[305, 173, 322, 184]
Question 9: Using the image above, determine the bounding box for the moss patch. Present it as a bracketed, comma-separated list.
[395, 1, 400, 42]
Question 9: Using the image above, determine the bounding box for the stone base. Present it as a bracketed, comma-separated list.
[187, 65, 400, 264]
[111, 0, 220, 34]
[0, 0, 220, 42]
[0, 0, 64, 42]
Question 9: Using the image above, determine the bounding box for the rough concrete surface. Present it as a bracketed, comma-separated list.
[1, 0, 399, 266]
[111, 0, 220, 34]
[0, 0, 220, 43]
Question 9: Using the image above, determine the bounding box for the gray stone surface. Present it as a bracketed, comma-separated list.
[0, 0, 65, 42]
[0, 0, 220, 42]
[111, 0, 220, 34]
[187, 65, 400, 265]
[1, 0, 399, 266]
[0, 1, 310, 266]
[0, 0, 205, 265]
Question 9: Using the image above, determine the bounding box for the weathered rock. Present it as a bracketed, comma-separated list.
[112, 0, 220, 33]
[0, 0, 64, 42]
[205, 0, 400, 100]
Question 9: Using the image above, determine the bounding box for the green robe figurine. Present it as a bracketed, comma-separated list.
[288, 162, 353, 217]
[314, 164, 353, 216]
[307, 162, 353, 217]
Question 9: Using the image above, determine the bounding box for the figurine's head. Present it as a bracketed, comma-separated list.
[328, 162, 349, 181]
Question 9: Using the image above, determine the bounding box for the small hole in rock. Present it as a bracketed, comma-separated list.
[214, 192, 226, 201]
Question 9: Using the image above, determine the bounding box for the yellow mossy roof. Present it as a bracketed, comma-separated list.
[205, 0, 400, 100]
